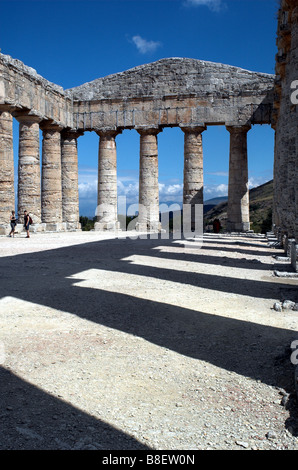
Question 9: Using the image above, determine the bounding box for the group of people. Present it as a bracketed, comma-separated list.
[9, 210, 31, 238]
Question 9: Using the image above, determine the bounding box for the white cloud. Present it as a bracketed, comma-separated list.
[78, 167, 184, 209]
[78, 182, 96, 197]
[185, 0, 224, 12]
[248, 176, 268, 189]
[159, 182, 183, 203]
[204, 183, 228, 199]
[78, 167, 98, 199]
[117, 179, 139, 204]
[131, 35, 161, 54]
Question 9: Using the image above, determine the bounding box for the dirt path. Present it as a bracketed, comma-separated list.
[0, 230, 298, 450]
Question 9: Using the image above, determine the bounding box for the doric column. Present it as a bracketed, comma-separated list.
[137, 127, 161, 232]
[95, 129, 121, 231]
[41, 123, 63, 227]
[226, 125, 251, 232]
[61, 129, 82, 230]
[0, 106, 15, 227]
[15, 114, 42, 224]
[182, 125, 206, 230]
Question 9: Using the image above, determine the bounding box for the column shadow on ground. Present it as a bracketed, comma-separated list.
[1, 234, 298, 442]
[0, 366, 149, 450]
[144, 249, 284, 272]
[1, 235, 297, 382]
[188, 243, 280, 257]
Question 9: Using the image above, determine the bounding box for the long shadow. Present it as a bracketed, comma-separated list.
[12, 280, 295, 389]
[0, 236, 297, 380]
[1, 235, 298, 439]
[1, 239, 296, 301]
[114, 261, 296, 300]
[195, 244, 281, 257]
[201, 237, 271, 248]
[145, 249, 283, 272]
[0, 367, 149, 450]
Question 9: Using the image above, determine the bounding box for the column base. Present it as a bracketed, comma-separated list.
[0, 225, 10, 236]
[1, 223, 47, 235]
[65, 222, 82, 231]
[94, 221, 120, 231]
[227, 221, 250, 232]
[136, 221, 162, 232]
[26, 223, 47, 233]
[43, 222, 67, 232]
[1, 222, 80, 235]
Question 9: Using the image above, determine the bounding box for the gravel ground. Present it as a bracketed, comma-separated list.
[0, 229, 298, 450]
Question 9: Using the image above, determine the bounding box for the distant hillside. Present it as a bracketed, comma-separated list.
[203, 196, 228, 214]
[204, 180, 273, 233]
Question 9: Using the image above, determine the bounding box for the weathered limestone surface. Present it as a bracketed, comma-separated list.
[137, 128, 161, 231]
[16, 114, 41, 224]
[0, 53, 73, 128]
[61, 130, 81, 230]
[67, 58, 275, 131]
[273, 1, 298, 245]
[95, 130, 120, 231]
[226, 125, 250, 232]
[0, 52, 73, 231]
[182, 126, 205, 229]
[0, 106, 14, 226]
[41, 124, 63, 228]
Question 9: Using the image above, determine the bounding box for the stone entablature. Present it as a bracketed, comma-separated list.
[67, 58, 275, 131]
[0, 53, 73, 128]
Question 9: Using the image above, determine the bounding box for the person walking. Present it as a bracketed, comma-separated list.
[9, 210, 17, 237]
[213, 218, 221, 234]
[24, 211, 30, 238]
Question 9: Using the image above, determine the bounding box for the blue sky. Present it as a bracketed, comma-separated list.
[1, 0, 278, 216]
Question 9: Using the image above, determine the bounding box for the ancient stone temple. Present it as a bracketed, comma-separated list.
[0, 0, 297, 272]
[0, 54, 275, 234]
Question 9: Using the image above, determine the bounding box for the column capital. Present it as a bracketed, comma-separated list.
[180, 124, 206, 134]
[13, 112, 42, 124]
[136, 126, 162, 136]
[226, 124, 251, 134]
[61, 128, 84, 140]
[96, 127, 122, 139]
[40, 121, 64, 132]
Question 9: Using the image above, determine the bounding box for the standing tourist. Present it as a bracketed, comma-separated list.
[24, 211, 30, 238]
[9, 210, 17, 237]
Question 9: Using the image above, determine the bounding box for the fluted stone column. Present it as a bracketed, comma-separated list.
[137, 128, 161, 232]
[16, 114, 41, 224]
[182, 126, 206, 230]
[0, 106, 15, 228]
[61, 129, 82, 230]
[41, 123, 64, 229]
[226, 125, 251, 232]
[95, 129, 121, 231]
